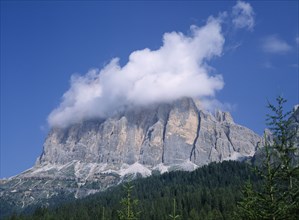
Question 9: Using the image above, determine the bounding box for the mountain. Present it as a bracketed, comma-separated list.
[0, 97, 262, 215]
[290, 105, 299, 147]
[4, 161, 258, 220]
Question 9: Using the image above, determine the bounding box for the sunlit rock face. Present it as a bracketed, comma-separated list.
[290, 106, 299, 147]
[0, 97, 263, 211]
[39, 97, 261, 167]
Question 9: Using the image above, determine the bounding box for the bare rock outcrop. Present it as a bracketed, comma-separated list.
[0, 97, 263, 210]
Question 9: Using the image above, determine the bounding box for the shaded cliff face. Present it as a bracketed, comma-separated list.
[0, 97, 262, 211]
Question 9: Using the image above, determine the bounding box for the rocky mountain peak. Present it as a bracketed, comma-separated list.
[37, 97, 259, 168]
[215, 110, 234, 123]
[1, 97, 263, 210]
[292, 105, 299, 122]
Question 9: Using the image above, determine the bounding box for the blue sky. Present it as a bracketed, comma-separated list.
[1, 1, 298, 178]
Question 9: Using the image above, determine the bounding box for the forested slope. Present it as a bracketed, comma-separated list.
[5, 161, 259, 220]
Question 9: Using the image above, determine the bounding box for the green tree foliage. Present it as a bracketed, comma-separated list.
[5, 161, 255, 220]
[168, 198, 180, 220]
[101, 207, 105, 220]
[117, 182, 140, 220]
[236, 96, 299, 219]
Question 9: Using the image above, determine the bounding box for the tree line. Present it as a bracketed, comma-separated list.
[4, 96, 299, 220]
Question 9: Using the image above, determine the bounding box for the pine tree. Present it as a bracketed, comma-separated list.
[117, 182, 141, 220]
[168, 198, 180, 220]
[236, 96, 299, 219]
[266, 96, 299, 218]
[102, 207, 105, 220]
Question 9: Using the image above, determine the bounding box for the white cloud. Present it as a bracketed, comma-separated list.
[198, 99, 237, 113]
[232, 1, 255, 30]
[48, 2, 255, 128]
[48, 17, 225, 128]
[262, 35, 292, 54]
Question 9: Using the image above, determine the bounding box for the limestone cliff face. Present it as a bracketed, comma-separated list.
[38, 97, 261, 168]
[0, 97, 263, 210]
[290, 106, 299, 147]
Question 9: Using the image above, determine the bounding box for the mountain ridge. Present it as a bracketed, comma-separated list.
[38, 97, 261, 167]
[0, 97, 262, 212]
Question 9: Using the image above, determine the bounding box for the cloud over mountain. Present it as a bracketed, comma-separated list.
[48, 1, 255, 128]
